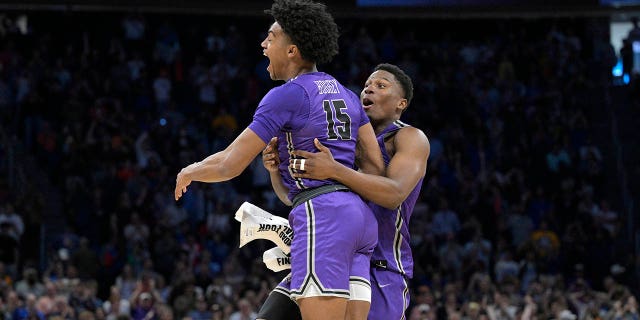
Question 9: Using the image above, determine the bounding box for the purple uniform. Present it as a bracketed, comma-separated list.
[368, 120, 424, 320]
[249, 72, 378, 299]
[249, 72, 368, 200]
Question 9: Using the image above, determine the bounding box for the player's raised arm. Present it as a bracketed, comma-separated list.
[175, 128, 266, 201]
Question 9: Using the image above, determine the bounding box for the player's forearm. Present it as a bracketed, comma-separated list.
[185, 152, 241, 183]
[270, 171, 292, 206]
[331, 165, 405, 209]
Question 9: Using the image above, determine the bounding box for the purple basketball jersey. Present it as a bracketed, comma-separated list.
[369, 120, 423, 279]
[368, 120, 424, 319]
[369, 268, 410, 320]
[248, 72, 368, 202]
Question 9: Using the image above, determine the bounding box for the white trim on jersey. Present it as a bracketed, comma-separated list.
[393, 207, 407, 276]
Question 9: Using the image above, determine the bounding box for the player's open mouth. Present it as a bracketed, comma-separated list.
[264, 55, 271, 73]
[362, 97, 374, 110]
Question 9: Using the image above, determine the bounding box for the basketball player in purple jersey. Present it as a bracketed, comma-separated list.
[261, 63, 430, 320]
[174, 1, 383, 319]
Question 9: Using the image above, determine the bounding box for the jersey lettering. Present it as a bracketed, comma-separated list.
[322, 99, 352, 140]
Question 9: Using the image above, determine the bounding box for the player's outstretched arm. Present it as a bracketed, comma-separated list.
[292, 127, 429, 209]
[175, 128, 266, 200]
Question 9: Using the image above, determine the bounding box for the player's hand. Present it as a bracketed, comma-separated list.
[290, 138, 338, 180]
[262, 137, 280, 173]
[175, 166, 193, 201]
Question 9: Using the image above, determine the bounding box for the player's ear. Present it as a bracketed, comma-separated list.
[287, 45, 297, 57]
[398, 98, 408, 112]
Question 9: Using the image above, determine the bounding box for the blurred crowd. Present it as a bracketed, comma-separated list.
[0, 10, 637, 320]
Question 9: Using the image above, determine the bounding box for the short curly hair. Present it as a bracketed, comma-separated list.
[374, 63, 414, 107]
[265, 0, 339, 64]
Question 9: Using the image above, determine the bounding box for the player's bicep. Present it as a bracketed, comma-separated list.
[223, 128, 268, 176]
[386, 128, 430, 195]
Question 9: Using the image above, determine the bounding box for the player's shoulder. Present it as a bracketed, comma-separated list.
[295, 73, 360, 104]
[395, 124, 429, 148]
[275, 79, 306, 92]
[289, 72, 333, 88]
[396, 123, 427, 139]
[263, 81, 306, 100]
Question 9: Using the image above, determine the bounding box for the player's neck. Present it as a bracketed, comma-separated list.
[286, 62, 317, 80]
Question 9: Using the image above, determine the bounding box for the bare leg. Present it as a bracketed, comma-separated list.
[346, 300, 370, 320]
[298, 296, 348, 320]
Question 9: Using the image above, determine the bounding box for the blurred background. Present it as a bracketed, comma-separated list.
[0, 0, 639, 319]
